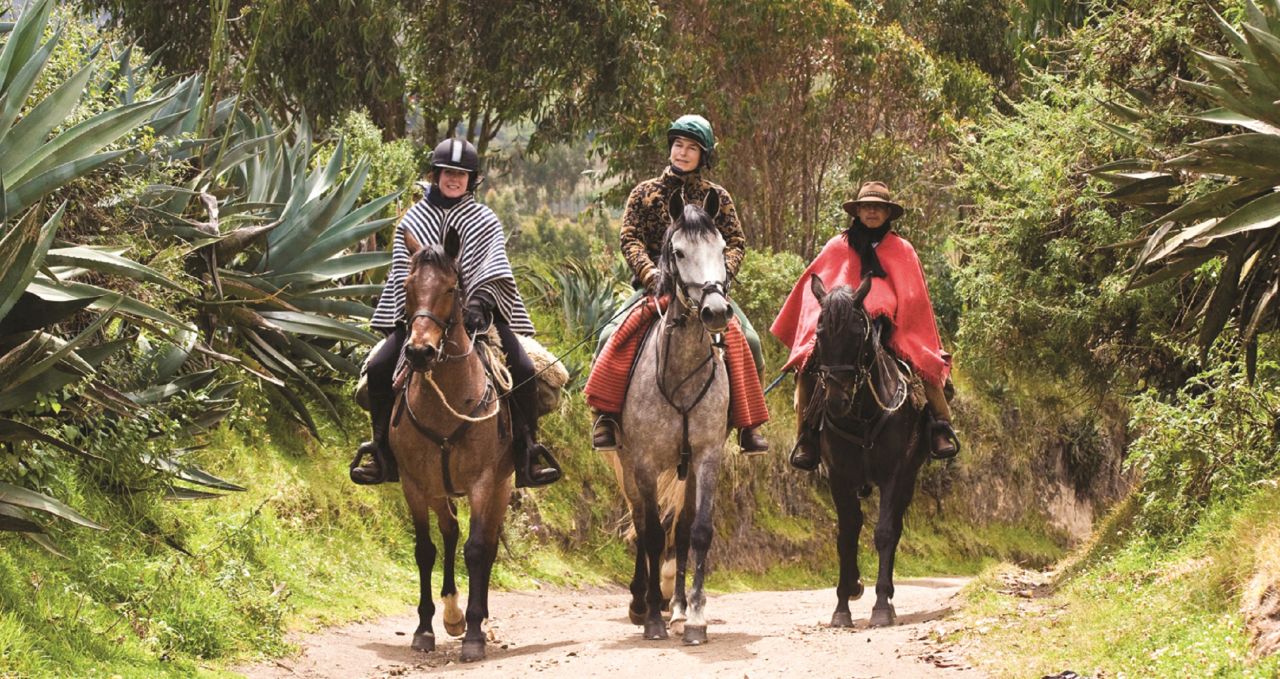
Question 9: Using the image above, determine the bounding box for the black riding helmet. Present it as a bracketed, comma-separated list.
[431, 138, 482, 191]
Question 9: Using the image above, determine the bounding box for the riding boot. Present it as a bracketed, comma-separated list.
[350, 388, 398, 484]
[511, 404, 562, 488]
[789, 371, 821, 471]
[737, 426, 769, 454]
[923, 380, 960, 460]
[591, 409, 619, 451]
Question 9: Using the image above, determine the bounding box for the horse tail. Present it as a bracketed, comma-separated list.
[607, 452, 686, 602]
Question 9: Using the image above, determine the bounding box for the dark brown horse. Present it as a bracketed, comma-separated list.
[388, 226, 512, 662]
[806, 274, 930, 628]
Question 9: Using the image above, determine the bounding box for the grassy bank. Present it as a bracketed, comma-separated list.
[955, 485, 1280, 677]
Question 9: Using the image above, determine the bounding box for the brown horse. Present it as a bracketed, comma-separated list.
[388, 226, 512, 662]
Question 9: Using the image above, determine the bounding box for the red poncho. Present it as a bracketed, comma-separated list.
[770, 232, 950, 388]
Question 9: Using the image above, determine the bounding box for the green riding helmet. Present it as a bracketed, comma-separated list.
[667, 114, 715, 168]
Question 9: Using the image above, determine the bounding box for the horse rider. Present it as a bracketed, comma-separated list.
[587, 114, 769, 453]
[771, 181, 960, 470]
[350, 137, 562, 488]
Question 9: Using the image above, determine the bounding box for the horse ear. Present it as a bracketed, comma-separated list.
[403, 228, 423, 255]
[668, 193, 685, 223]
[444, 226, 461, 259]
[703, 189, 720, 220]
[810, 273, 827, 302]
[851, 274, 873, 305]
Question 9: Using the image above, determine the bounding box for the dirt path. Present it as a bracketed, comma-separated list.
[236, 577, 981, 679]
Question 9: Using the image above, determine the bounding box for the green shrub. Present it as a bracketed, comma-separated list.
[732, 248, 806, 337]
[1127, 361, 1280, 539]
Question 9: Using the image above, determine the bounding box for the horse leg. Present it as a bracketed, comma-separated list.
[460, 480, 511, 662]
[828, 465, 865, 628]
[405, 488, 437, 652]
[432, 497, 465, 638]
[870, 471, 915, 627]
[682, 455, 721, 645]
[639, 496, 669, 640]
[628, 527, 649, 626]
[668, 478, 697, 631]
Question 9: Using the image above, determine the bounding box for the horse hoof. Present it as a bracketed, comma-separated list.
[644, 620, 668, 640]
[870, 604, 896, 627]
[830, 611, 854, 628]
[411, 631, 435, 652]
[443, 616, 465, 637]
[628, 604, 646, 626]
[682, 625, 707, 645]
[460, 639, 486, 663]
[850, 581, 865, 601]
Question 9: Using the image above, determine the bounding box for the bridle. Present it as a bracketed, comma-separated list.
[655, 219, 729, 480]
[403, 262, 475, 366]
[808, 305, 907, 449]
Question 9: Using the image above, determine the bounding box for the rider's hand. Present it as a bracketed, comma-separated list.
[463, 298, 493, 333]
[642, 269, 660, 295]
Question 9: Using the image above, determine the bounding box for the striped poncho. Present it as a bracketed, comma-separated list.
[370, 190, 534, 336]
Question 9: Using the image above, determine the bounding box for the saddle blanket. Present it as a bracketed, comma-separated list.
[584, 296, 768, 428]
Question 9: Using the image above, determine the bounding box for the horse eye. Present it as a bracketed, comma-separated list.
[674, 249, 685, 259]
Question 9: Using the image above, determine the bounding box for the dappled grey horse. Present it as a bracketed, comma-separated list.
[613, 192, 732, 645]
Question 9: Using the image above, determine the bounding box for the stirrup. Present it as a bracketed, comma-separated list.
[928, 420, 960, 460]
[591, 414, 619, 451]
[516, 443, 562, 488]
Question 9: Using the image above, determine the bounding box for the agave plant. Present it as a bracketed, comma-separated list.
[0, 0, 240, 550]
[146, 111, 399, 435]
[1098, 1, 1280, 377]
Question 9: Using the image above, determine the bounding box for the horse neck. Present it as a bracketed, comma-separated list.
[414, 324, 487, 413]
[658, 307, 716, 384]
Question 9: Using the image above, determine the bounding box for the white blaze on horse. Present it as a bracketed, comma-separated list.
[611, 192, 731, 645]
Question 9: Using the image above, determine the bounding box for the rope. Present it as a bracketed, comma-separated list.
[422, 371, 500, 423]
[479, 338, 513, 392]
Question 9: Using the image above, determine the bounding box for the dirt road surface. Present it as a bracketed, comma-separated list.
[237, 577, 981, 679]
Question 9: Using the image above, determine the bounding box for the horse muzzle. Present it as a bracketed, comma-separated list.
[697, 284, 731, 333]
[403, 341, 439, 369]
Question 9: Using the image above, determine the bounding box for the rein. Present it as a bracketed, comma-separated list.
[655, 273, 721, 481]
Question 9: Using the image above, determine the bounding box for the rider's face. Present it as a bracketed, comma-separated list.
[437, 168, 471, 198]
[856, 203, 890, 229]
[669, 136, 703, 172]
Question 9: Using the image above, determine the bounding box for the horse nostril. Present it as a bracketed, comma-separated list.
[406, 343, 436, 363]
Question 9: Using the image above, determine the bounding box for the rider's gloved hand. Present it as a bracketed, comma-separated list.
[463, 296, 493, 333]
[642, 269, 660, 296]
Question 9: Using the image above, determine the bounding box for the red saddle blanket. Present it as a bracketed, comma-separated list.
[585, 296, 768, 428]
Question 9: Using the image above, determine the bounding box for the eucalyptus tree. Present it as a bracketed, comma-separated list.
[80, 0, 663, 151]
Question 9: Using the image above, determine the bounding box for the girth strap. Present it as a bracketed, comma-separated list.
[393, 372, 496, 498]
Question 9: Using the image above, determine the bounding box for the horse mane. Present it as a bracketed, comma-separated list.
[816, 285, 867, 348]
[410, 244, 463, 286]
[657, 204, 720, 298]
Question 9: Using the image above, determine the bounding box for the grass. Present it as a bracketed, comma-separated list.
[953, 486, 1280, 678]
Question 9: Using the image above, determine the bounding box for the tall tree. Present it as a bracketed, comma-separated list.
[79, 0, 662, 148]
[79, 0, 409, 135]
[600, 0, 990, 255]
